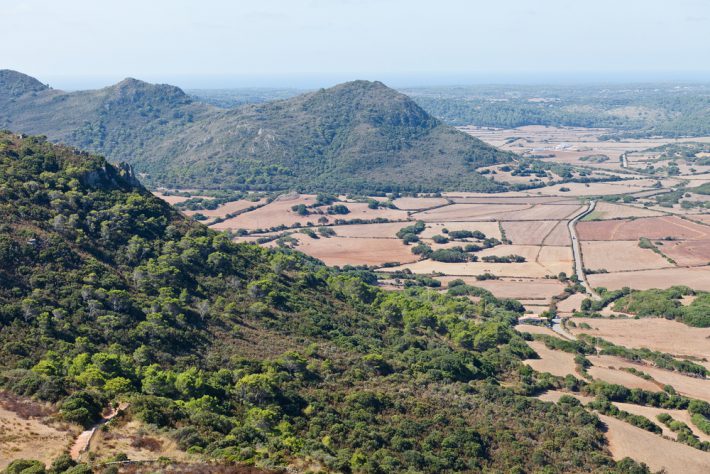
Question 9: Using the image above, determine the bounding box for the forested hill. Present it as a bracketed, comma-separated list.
[0, 70, 514, 193]
[0, 133, 646, 472]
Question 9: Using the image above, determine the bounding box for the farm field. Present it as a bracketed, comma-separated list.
[569, 318, 710, 366]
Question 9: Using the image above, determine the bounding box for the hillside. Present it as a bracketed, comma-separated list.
[0, 71, 514, 193]
[0, 133, 646, 472]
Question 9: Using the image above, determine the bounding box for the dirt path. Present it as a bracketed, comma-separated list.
[70, 403, 128, 461]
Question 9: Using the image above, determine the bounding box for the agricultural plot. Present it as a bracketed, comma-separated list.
[523, 341, 577, 377]
[577, 216, 710, 241]
[291, 235, 418, 266]
[583, 201, 665, 220]
[588, 266, 710, 291]
[502, 220, 562, 244]
[600, 414, 710, 474]
[569, 317, 710, 365]
[580, 240, 672, 272]
[391, 196, 449, 210]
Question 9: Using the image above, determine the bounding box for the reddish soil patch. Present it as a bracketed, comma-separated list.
[577, 216, 710, 241]
[659, 239, 710, 266]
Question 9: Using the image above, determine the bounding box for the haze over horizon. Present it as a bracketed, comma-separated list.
[3, 0, 710, 89]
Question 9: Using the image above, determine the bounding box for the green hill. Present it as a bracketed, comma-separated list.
[0, 133, 643, 472]
[0, 71, 514, 193]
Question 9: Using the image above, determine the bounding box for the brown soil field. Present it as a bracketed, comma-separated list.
[0, 405, 76, 469]
[589, 355, 710, 402]
[412, 203, 529, 221]
[182, 198, 267, 219]
[497, 204, 584, 221]
[613, 402, 710, 443]
[501, 220, 559, 244]
[577, 216, 710, 241]
[213, 196, 408, 231]
[542, 220, 572, 245]
[569, 317, 710, 366]
[688, 214, 710, 225]
[386, 245, 572, 278]
[418, 221, 502, 239]
[599, 414, 710, 473]
[293, 236, 418, 266]
[324, 222, 411, 238]
[391, 197, 449, 210]
[658, 239, 710, 267]
[584, 201, 666, 220]
[535, 181, 652, 196]
[437, 276, 565, 300]
[537, 389, 596, 405]
[523, 341, 577, 377]
[556, 293, 589, 314]
[587, 266, 710, 291]
[385, 259, 560, 279]
[586, 364, 662, 392]
[450, 196, 577, 205]
[580, 240, 672, 272]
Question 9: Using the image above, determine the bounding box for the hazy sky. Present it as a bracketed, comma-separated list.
[3, 0, 709, 88]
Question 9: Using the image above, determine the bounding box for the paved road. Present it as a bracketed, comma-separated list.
[568, 200, 600, 299]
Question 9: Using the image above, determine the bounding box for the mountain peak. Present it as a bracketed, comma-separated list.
[104, 77, 190, 104]
[0, 70, 49, 97]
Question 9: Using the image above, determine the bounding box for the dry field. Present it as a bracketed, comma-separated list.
[577, 216, 710, 241]
[412, 203, 530, 221]
[600, 414, 710, 474]
[586, 364, 663, 392]
[181, 198, 267, 219]
[569, 317, 710, 365]
[292, 235, 418, 266]
[0, 395, 78, 469]
[556, 293, 588, 314]
[580, 240, 671, 272]
[324, 222, 411, 238]
[152, 192, 213, 205]
[88, 419, 190, 463]
[391, 196, 449, 210]
[418, 221, 501, 239]
[588, 266, 710, 291]
[523, 341, 578, 377]
[437, 277, 565, 300]
[501, 220, 560, 245]
[211, 195, 408, 231]
[613, 401, 710, 443]
[588, 355, 710, 402]
[584, 201, 665, 220]
[659, 239, 710, 267]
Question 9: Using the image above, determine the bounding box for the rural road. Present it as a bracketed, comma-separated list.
[568, 200, 599, 300]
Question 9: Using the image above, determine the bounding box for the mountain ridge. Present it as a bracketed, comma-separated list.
[0, 70, 514, 193]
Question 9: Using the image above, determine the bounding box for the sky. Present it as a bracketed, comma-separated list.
[2, 0, 709, 89]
